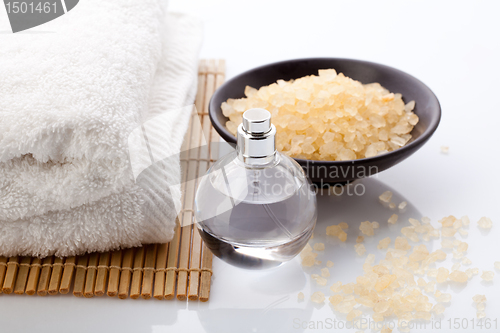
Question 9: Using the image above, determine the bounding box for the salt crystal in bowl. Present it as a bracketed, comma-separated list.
[209, 58, 441, 185]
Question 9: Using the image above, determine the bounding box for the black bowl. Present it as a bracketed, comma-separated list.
[209, 58, 441, 185]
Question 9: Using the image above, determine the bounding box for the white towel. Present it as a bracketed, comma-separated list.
[0, 1, 202, 257]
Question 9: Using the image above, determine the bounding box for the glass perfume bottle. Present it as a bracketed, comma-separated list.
[195, 108, 317, 269]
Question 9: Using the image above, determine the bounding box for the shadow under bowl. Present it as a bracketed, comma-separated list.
[209, 58, 441, 185]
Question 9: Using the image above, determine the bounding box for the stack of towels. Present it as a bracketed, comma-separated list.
[0, 0, 202, 257]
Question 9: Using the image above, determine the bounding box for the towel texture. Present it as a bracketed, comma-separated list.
[0, 1, 202, 257]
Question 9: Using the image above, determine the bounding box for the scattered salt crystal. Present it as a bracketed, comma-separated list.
[436, 267, 450, 283]
[339, 222, 349, 229]
[398, 201, 407, 210]
[451, 263, 461, 271]
[315, 276, 328, 286]
[478, 217, 493, 229]
[461, 215, 470, 226]
[356, 236, 364, 243]
[472, 268, 479, 275]
[338, 231, 347, 242]
[355, 244, 367, 256]
[379, 191, 393, 203]
[389, 202, 396, 209]
[458, 228, 469, 236]
[329, 295, 343, 306]
[440, 146, 449, 154]
[422, 216, 431, 224]
[377, 237, 391, 249]
[432, 303, 445, 314]
[321, 267, 330, 278]
[437, 293, 452, 303]
[442, 227, 457, 237]
[462, 257, 472, 265]
[449, 270, 468, 283]
[441, 239, 454, 248]
[360, 221, 375, 236]
[473, 295, 486, 303]
[409, 218, 421, 226]
[427, 268, 438, 277]
[457, 242, 468, 252]
[311, 291, 325, 303]
[388, 214, 398, 224]
[327, 260, 334, 268]
[372, 221, 380, 229]
[477, 303, 486, 311]
[465, 268, 474, 279]
[481, 271, 494, 281]
[298, 292, 304, 300]
[477, 311, 486, 319]
[330, 281, 342, 293]
[302, 255, 315, 267]
[346, 309, 362, 321]
[313, 243, 325, 251]
[365, 254, 376, 264]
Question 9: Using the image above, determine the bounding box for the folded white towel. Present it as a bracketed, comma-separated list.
[0, 1, 202, 257]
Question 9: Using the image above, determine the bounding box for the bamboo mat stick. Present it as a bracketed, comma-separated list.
[141, 244, 157, 299]
[83, 252, 99, 298]
[13, 257, 31, 294]
[73, 255, 89, 297]
[25, 258, 42, 295]
[59, 256, 76, 294]
[107, 250, 123, 297]
[164, 221, 181, 300]
[48, 257, 64, 295]
[95, 252, 110, 296]
[199, 244, 214, 302]
[118, 248, 134, 299]
[153, 243, 168, 300]
[130, 247, 145, 299]
[2, 256, 19, 294]
[188, 60, 216, 300]
[37, 256, 53, 296]
[0, 257, 7, 294]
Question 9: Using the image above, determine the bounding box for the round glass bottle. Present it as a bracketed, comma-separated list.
[195, 108, 317, 269]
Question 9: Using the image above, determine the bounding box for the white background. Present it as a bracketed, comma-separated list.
[1, 0, 500, 332]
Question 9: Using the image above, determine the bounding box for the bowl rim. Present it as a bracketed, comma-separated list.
[209, 57, 441, 165]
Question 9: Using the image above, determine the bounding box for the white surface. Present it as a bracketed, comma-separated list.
[2, 0, 500, 332]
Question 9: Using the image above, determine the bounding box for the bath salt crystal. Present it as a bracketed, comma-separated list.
[452, 239, 461, 246]
[427, 268, 438, 277]
[389, 202, 396, 209]
[477, 311, 486, 319]
[449, 271, 468, 283]
[472, 268, 479, 275]
[461, 215, 470, 226]
[346, 309, 362, 321]
[302, 255, 315, 267]
[315, 277, 328, 286]
[338, 231, 348, 242]
[451, 263, 461, 271]
[377, 237, 391, 249]
[360, 221, 375, 236]
[495, 261, 500, 270]
[327, 260, 334, 268]
[329, 294, 343, 305]
[453, 250, 464, 259]
[437, 293, 452, 303]
[314, 243, 325, 251]
[365, 254, 376, 264]
[442, 227, 457, 237]
[375, 275, 397, 292]
[330, 281, 342, 293]
[379, 191, 393, 203]
[436, 267, 450, 283]
[477, 303, 486, 311]
[421, 216, 431, 224]
[441, 239, 454, 249]
[481, 271, 494, 281]
[432, 303, 445, 314]
[342, 283, 355, 294]
[356, 236, 364, 243]
[462, 257, 472, 265]
[473, 295, 486, 303]
[465, 268, 474, 279]
[355, 244, 366, 256]
[373, 300, 391, 313]
[441, 146, 449, 154]
[453, 219, 462, 229]
[311, 291, 325, 303]
[315, 260, 322, 265]
[458, 228, 469, 236]
[388, 214, 398, 224]
[398, 201, 407, 210]
[395, 237, 411, 251]
[298, 292, 304, 300]
[244, 85, 258, 98]
[409, 218, 421, 226]
[381, 328, 392, 333]
[339, 222, 349, 229]
[457, 242, 468, 252]
[321, 267, 330, 278]
[478, 217, 493, 229]
[372, 221, 380, 229]
[405, 100, 416, 112]
[439, 216, 456, 227]
[326, 225, 342, 236]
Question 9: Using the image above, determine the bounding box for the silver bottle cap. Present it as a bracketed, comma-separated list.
[237, 108, 276, 165]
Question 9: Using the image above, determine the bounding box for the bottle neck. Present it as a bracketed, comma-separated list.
[236, 123, 277, 166]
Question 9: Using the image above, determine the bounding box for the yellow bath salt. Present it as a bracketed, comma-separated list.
[222, 69, 418, 161]
[298, 292, 304, 300]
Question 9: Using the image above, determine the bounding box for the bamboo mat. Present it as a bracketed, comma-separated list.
[0, 59, 225, 302]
